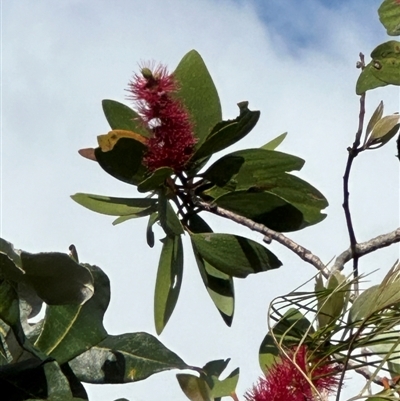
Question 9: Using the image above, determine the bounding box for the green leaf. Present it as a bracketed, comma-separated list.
[20, 252, 94, 306]
[261, 132, 288, 150]
[69, 332, 189, 383]
[350, 262, 400, 323]
[259, 308, 314, 371]
[209, 367, 239, 400]
[71, 193, 157, 217]
[191, 102, 260, 161]
[174, 50, 222, 148]
[146, 212, 159, 248]
[95, 137, 147, 185]
[357, 41, 400, 94]
[201, 148, 304, 191]
[176, 373, 212, 401]
[315, 272, 348, 328]
[365, 101, 384, 141]
[43, 361, 74, 399]
[154, 235, 184, 335]
[34, 265, 109, 364]
[214, 191, 304, 232]
[158, 192, 184, 236]
[200, 359, 239, 399]
[102, 99, 151, 138]
[356, 62, 389, 94]
[378, 0, 400, 36]
[370, 41, 400, 85]
[138, 167, 174, 193]
[187, 215, 234, 326]
[365, 114, 400, 149]
[1, 246, 94, 306]
[190, 233, 281, 278]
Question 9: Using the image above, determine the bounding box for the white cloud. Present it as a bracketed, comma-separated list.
[2, 0, 399, 400]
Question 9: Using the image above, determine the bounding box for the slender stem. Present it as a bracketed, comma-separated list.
[342, 54, 366, 294]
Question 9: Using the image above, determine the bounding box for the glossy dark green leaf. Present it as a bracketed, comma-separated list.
[69, 332, 189, 384]
[1, 245, 94, 306]
[214, 191, 304, 232]
[158, 192, 184, 236]
[187, 215, 234, 326]
[261, 132, 288, 150]
[95, 137, 147, 185]
[190, 233, 281, 278]
[0, 279, 20, 329]
[102, 99, 151, 138]
[174, 50, 222, 147]
[146, 212, 159, 248]
[71, 193, 157, 217]
[0, 359, 49, 400]
[201, 148, 304, 190]
[259, 308, 313, 371]
[20, 252, 94, 306]
[43, 361, 74, 399]
[378, 0, 400, 36]
[34, 265, 109, 364]
[176, 373, 212, 401]
[137, 167, 174, 193]
[191, 103, 260, 161]
[154, 236, 184, 335]
[194, 252, 235, 326]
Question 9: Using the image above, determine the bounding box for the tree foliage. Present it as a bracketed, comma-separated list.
[1, 1, 400, 400]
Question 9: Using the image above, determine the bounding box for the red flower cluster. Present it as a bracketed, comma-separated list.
[245, 346, 339, 401]
[127, 64, 196, 173]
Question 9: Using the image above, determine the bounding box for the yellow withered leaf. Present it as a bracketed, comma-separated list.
[97, 130, 148, 152]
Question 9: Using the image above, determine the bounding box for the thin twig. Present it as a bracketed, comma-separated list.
[194, 198, 330, 278]
[342, 53, 367, 296]
[347, 360, 386, 387]
[332, 227, 400, 272]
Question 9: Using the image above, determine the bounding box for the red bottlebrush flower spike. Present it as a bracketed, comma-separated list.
[127, 64, 196, 173]
[245, 346, 340, 401]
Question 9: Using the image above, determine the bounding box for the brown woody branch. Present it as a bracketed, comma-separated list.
[333, 227, 400, 272]
[194, 198, 330, 278]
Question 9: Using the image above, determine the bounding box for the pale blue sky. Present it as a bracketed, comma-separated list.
[2, 1, 399, 400]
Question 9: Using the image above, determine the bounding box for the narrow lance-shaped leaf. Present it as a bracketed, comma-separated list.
[71, 193, 157, 217]
[190, 233, 281, 278]
[69, 332, 189, 384]
[158, 191, 184, 236]
[154, 235, 184, 335]
[146, 212, 159, 248]
[187, 214, 234, 326]
[261, 132, 288, 150]
[365, 114, 400, 149]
